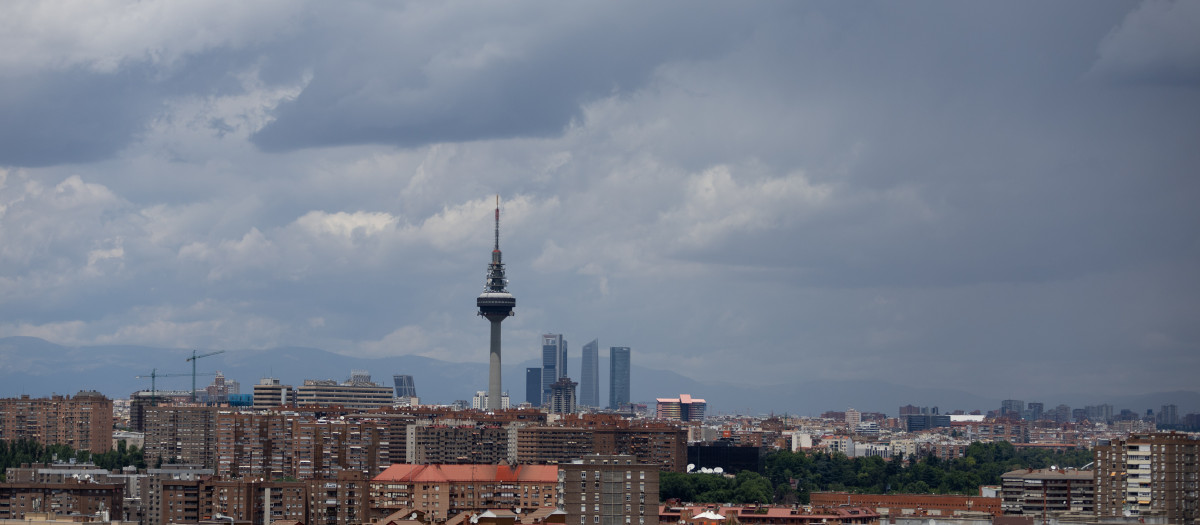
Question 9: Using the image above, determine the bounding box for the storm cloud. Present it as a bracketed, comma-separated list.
[1, 0, 1197, 403]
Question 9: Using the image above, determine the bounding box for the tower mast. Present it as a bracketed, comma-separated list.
[477, 195, 516, 411]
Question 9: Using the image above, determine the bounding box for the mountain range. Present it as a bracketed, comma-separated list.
[2, 336, 1197, 417]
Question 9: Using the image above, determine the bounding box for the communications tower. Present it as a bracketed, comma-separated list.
[477, 196, 516, 411]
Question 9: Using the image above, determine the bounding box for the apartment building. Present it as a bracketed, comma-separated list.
[1094, 432, 1200, 523]
[1000, 468, 1094, 516]
[559, 455, 660, 525]
[405, 423, 511, 465]
[0, 392, 113, 454]
[371, 464, 558, 522]
[296, 379, 393, 410]
[142, 406, 218, 468]
[0, 481, 124, 519]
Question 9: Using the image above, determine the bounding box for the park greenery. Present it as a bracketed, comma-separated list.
[0, 439, 146, 481]
[661, 441, 1093, 505]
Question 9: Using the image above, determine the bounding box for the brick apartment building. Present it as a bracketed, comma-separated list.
[1094, 432, 1200, 524]
[143, 406, 218, 468]
[0, 481, 124, 520]
[0, 392, 113, 454]
[371, 464, 558, 522]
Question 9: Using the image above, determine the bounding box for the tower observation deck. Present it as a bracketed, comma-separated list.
[477, 196, 515, 411]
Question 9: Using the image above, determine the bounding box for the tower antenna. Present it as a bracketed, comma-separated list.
[478, 195, 516, 411]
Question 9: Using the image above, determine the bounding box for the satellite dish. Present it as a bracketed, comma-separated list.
[713, 467, 724, 474]
[687, 464, 695, 473]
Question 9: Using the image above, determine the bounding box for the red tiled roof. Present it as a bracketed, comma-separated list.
[374, 464, 558, 483]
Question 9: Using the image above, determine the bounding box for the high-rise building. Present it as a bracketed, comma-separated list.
[609, 347, 630, 410]
[252, 377, 293, 409]
[580, 339, 600, 408]
[559, 455, 660, 525]
[845, 408, 861, 428]
[1025, 402, 1044, 421]
[542, 334, 567, 404]
[392, 374, 417, 398]
[655, 394, 706, 422]
[1000, 399, 1024, 418]
[550, 377, 578, 415]
[526, 367, 542, 406]
[0, 391, 113, 454]
[1159, 404, 1179, 426]
[1094, 432, 1200, 523]
[477, 196, 516, 411]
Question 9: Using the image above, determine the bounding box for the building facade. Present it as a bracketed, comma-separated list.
[609, 348, 630, 410]
[1094, 432, 1199, 523]
[296, 379, 393, 410]
[371, 464, 558, 522]
[579, 339, 599, 408]
[654, 395, 705, 422]
[526, 368, 543, 406]
[1000, 468, 1094, 516]
[542, 334, 567, 405]
[559, 455, 660, 525]
[0, 392, 114, 454]
[393, 375, 417, 398]
[550, 378, 578, 415]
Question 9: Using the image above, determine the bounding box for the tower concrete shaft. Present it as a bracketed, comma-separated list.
[477, 195, 515, 411]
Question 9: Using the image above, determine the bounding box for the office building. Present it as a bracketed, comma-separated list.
[1159, 404, 1179, 426]
[252, 378, 293, 409]
[580, 339, 599, 408]
[542, 334, 567, 404]
[655, 395, 706, 422]
[559, 455, 660, 525]
[609, 347, 630, 410]
[1025, 402, 1044, 421]
[1000, 399, 1024, 419]
[550, 377, 578, 415]
[526, 367, 542, 406]
[477, 197, 517, 411]
[296, 378, 393, 410]
[393, 374, 417, 398]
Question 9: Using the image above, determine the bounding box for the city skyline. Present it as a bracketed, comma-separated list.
[0, 2, 1197, 400]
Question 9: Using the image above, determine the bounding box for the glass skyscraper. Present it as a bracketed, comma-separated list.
[609, 346, 630, 410]
[579, 339, 599, 407]
[525, 367, 541, 406]
[541, 334, 567, 404]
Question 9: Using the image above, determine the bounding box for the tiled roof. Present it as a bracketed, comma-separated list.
[374, 464, 558, 483]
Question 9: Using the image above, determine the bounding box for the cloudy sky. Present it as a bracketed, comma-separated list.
[1, 1, 1198, 400]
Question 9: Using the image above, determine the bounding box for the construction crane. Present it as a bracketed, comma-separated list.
[134, 369, 196, 405]
[185, 350, 226, 403]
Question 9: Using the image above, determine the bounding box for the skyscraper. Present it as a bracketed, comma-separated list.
[525, 367, 541, 406]
[609, 346, 630, 410]
[580, 339, 599, 407]
[541, 334, 566, 404]
[477, 196, 516, 411]
[392, 374, 417, 398]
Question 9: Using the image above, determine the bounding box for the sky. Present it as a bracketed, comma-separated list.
[1, 1, 1198, 401]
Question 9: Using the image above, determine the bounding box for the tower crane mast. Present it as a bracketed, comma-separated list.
[185, 350, 226, 403]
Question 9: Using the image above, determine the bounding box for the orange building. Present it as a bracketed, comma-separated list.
[0, 391, 113, 454]
[371, 464, 558, 522]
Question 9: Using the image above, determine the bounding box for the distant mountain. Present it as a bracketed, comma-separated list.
[2, 336, 1197, 417]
